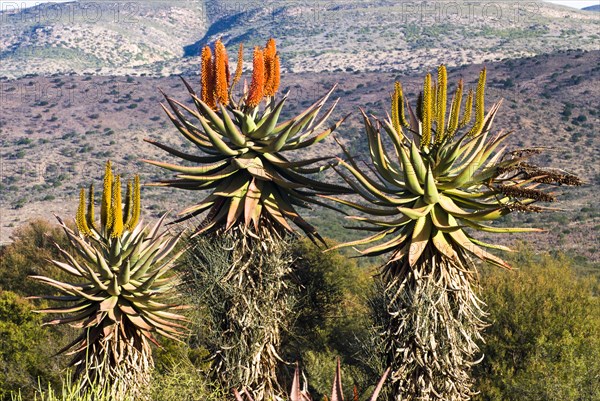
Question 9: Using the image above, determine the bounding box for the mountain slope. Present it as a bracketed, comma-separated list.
[0, 1, 209, 77]
[0, 0, 599, 78]
[582, 5, 600, 11]
[1, 49, 598, 260]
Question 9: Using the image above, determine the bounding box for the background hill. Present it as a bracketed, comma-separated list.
[1, 49, 598, 261]
[0, 0, 599, 78]
[582, 4, 600, 11]
[0, 0, 598, 262]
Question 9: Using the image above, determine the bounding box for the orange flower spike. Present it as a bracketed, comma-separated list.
[231, 43, 244, 88]
[201, 45, 216, 109]
[263, 38, 278, 97]
[224, 46, 230, 84]
[271, 52, 281, 95]
[246, 46, 265, 108]
[214, 39, 230, 106]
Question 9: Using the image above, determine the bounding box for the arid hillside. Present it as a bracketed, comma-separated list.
[1, 49, 598, 260]
[0, 0, 599, 78]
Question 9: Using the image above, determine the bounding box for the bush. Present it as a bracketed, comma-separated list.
[150, 340, 223, 401]
[283, 239, 382, 396]
[0, 291, 65, 400]
[473, 249, 600, 401]
[0, 220, 73, 298]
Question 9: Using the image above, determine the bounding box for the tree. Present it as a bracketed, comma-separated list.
[325, 66, 582, 399]
[144, 38, 348, 400]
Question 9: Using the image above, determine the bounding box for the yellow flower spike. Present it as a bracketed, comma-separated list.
[214, 39, 230, 106]
[391, 84, 400, 135]
[123, 180, 133, 229]
[435, 65, 447, 143]
[263, 38, 279, 97]
[87, 183, 96, 231]
[110, 175, 123, 238]
[246, 46, 265, 108]
[126, 175, 141, 231]
[100, 161, 113, 231]
[459, 89, 474, 129]
[447, 79, 463, 137]
[76, 188, 92, 236]
[231, 43, 244, 89]
[431, 82, 437, 125]
[420, 73, 433, 149]
[392, 81, 410, 134]
[468, 67, 486, 136]
[396, 82, 409, 128]
[201, 45, 217, 110]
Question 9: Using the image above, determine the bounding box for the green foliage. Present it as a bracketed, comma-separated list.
[150, 340, 224, 401]
[0, 291, 64, 401]
[2, 219, 599, 401]
[474, 249, 600, 401]
[0, 220, 72, 298]
[282, 239, 383, 397]
[288, 238, 372, 349]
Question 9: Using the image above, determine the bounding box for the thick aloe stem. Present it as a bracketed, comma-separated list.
[184, 227, 295, 400]
[377, 253, 487, 401]
[75, 324, 152, 400]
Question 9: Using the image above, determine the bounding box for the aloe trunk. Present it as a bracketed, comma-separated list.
[146, 38, 348, 400]
[184, 232, 294, 399]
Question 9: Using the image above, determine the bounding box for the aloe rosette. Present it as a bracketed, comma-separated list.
[30, 161, 187, 397]
[144, 38, 349, 242]
[325, 66, 581, 400]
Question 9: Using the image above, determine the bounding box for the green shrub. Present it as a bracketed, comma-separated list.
[150, 340, 223, 401]
[283, 239, 382, 396]
[0, 291, 64, 400]
[0, 220, 72, 298]
[474, 249, 600, 401]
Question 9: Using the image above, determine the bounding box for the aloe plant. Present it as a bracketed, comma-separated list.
[234, 359, 390, 401]
[146, 38, 348, 399]
[30, 161, 187, 399]
[325, 66, 581, 400]
[144, 38, 348, 243]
